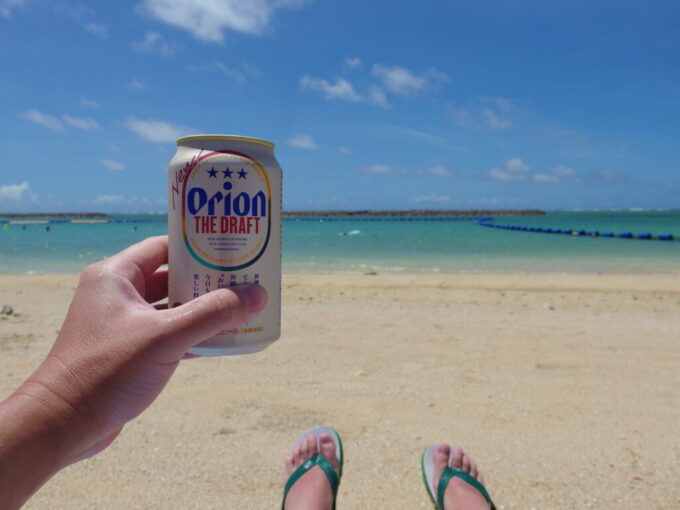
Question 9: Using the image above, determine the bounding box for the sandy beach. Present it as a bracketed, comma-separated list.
[1, 272, 679, 510]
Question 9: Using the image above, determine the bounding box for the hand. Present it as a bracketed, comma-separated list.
[0, 236, 267, 508]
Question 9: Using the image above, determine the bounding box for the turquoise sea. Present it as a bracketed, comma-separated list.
[0, 211, 679, 274]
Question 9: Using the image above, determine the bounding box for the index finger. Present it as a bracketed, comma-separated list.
[107, 236, 169, 281]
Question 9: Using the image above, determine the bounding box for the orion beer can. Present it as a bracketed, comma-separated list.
[168, 135, 282, 356]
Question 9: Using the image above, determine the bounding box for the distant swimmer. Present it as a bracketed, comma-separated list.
[338, 229, 362, 237]
[21, 225, 27, 230]
[46, 225, 51, 232]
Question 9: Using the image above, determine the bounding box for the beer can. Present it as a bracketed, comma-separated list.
[167, 135, 281, 356]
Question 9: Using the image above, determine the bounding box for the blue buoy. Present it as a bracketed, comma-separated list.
[552, 228, 562, 233]
[573, 229, 586, 236]
[562, 229, 572, 235]
[638, 232, 652, 240]
[589, 230, 600, 237]
[602, 232, 614, 237]
[619, 232, 632, 238]
[659, 233, 674, 240]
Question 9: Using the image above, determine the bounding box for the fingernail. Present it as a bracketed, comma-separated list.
[236, 285, 268, 314]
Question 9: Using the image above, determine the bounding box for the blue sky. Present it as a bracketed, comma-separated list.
[1, 0, 678, 212]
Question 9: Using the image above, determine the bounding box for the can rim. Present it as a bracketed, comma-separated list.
[176, 134, 275, 149]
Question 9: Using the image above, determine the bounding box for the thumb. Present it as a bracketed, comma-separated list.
[156, 285, 268, 356]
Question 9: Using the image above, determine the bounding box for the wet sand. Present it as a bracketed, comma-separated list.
[1, 273, 679, 509]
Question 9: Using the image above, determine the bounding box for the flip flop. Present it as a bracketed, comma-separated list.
[282, 426, 343, 510]
[421, 443, 496, 510]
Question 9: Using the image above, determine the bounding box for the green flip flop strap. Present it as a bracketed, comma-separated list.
[282, 454, 339, 510]
[437, 466, 496, 510]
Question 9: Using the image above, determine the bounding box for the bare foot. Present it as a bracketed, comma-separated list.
[283, 433, 339, 510]
[432, 443, 491, 510]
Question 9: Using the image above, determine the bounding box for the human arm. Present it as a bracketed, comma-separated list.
[0, 235, 266, 508]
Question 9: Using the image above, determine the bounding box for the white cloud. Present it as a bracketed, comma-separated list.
[394, 127, 449, 147]
[62, 115, 99, 131]
[489, 168, 525, 181]
[287, 134, 319, 150]
[551, 165, 577, 178]
[129, 79, 145, 91]
[101, 159, 125, 171]
[337, 146, 351, 155]
[533, 127, 593, 155]
[138, 0, 308, 44]
[216, 62, 248, 83]
[94, 194, 125, 204]
[300, 75, 362, 102]
[345, 57, 361, 68]
[408, 194, 449, 203]
[490, 159, 580, 184]
[533, 165, 580, 184]
[0, 182, 36, 201]
[372, 65, 447, 96]
[368, 86, 391, 109]
[80, 98, 102, 108]
[372, 65, 426, 95]
[447, 98, 514, 131]
[446, 103, 473, 128]
[21, 109, 64, 132]
[301, 76, 390, 108]
[482, 107, 511, 130]
[0, 0, 26, 18]
[133, 31, 174, 55]
[302, 63, 445, 108]
[479, 96, 514, 112]
[360, 164, 391, 175]
[421, 165, 452, 178]
[532, 173, 560, 183]
[85, 22, 108, 39]
[489, 158, 531, 181]
[590, 169, 628, 184]
[125, 117, 190, 143]
[505, 157, 530, 173]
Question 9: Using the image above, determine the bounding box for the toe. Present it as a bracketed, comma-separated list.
[319, 433, 338, 470]
[451, 447, 464, 469]
[461, 453, 472, 473]
[434, 443, 451, 469]
[295, 436, 308, 464]
[469, 459, 479, 479]
[307, 434, 319, 457]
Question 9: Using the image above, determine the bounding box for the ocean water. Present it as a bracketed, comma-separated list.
[0, 211, 678, 274]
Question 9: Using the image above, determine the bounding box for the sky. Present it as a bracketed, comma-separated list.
[0, 0, 679, 213]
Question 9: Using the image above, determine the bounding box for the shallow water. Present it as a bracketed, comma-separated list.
[1, 211, 678, 274]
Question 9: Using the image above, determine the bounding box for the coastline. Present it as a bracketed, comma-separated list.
[2, 272, 679, 509]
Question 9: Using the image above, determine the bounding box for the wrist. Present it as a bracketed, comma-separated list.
[0, 369, 121, 508]
[0, 390, 76, 509]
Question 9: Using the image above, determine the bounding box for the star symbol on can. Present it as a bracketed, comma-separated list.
[222, 168, 233, 178]
[207, 167, 218, 178]
[238, 168, 248, 179]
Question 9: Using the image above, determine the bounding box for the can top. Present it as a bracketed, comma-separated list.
[176, 134, 275, 149]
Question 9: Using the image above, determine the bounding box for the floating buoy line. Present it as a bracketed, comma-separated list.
[476, 217, 675, 242]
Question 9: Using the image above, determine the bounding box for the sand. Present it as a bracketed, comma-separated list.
[1, 273, 679, 509]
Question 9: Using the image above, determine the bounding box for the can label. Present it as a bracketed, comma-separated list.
[168, 139, 281, 356]
[182, 151, 271, 271]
